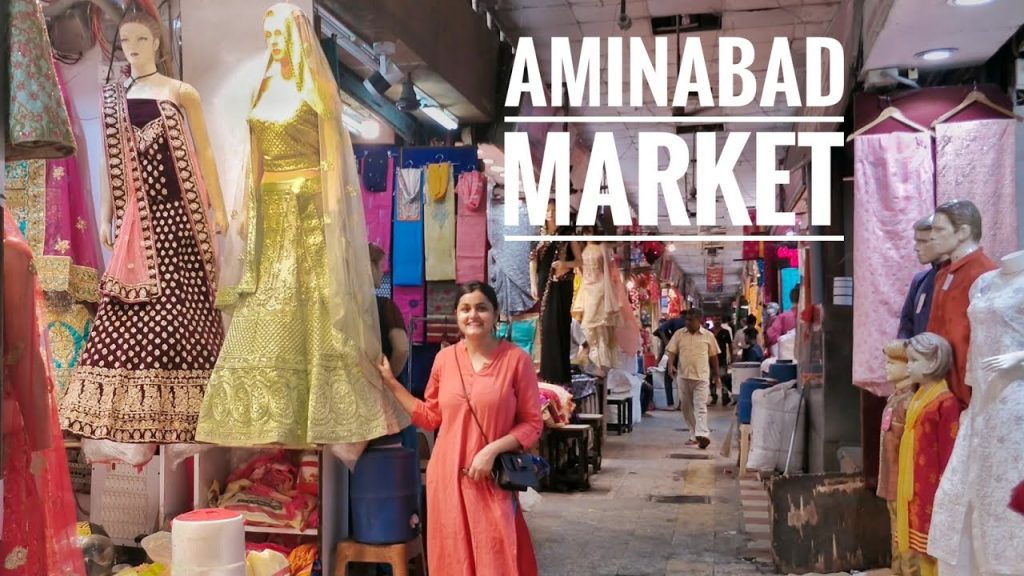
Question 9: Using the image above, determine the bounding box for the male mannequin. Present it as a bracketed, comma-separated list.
[898, 216, 945, 339]
[926, 200, 996, 409]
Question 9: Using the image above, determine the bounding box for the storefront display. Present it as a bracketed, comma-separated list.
[195, 4, 407, 463]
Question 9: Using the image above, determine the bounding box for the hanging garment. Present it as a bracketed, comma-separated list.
[572, 243, 623, 370]
[424, 163, 456, 281]
[852, 133, 935, 397]
[5, 68, 103, 394]
[411, 341, 542, 576]
[396, 167, 423, 222]
[929, 268, 1024, 575]
[455, 171, 487, 283]
[393, 169, 425, 286]
[936, 119, 1018, 261]
[3, 212, 86, 576]
[895, 380, 959, 556]
[60, 87, 224, 443]
[5, 0, 75, 160]
[488, 197, 536, 315]
[533, 235, 576, 385]
[425, 281, 461, 317]
[360, 148, 390, 192]
[361, 156, 394, 273]
[393, 285, 425, 343]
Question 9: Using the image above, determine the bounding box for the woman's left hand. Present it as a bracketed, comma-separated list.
[465, 446, 497, 482]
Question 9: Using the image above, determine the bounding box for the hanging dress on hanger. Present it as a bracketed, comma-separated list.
[533, 230, 576, 385]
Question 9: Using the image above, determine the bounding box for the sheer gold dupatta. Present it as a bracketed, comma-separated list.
[217, 4, 408, 464]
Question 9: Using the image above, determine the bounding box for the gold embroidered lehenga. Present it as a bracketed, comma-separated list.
[195, 4, 406, 457]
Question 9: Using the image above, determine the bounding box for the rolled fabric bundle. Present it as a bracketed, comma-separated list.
[171, 509, 246, 576]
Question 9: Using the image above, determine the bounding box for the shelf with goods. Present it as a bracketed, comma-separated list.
[192, 446, 350, 575]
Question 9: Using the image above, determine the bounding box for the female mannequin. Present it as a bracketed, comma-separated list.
[571, 233, 622, 372]
[928, 249, 1024, 576]
[530, 201, 581, 385]
[897, 333, 960, 576]
[877, 340, 919, 576]
[196, 4, 407, 465]
[59, 12, 227, 443]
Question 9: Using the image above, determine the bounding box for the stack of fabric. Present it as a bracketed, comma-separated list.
[210, 451, 320, 532]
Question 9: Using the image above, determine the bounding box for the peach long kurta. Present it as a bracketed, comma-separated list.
[412, 340, 543, 576]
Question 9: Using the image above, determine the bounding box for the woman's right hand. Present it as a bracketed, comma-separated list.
[377, 355, 397, 387]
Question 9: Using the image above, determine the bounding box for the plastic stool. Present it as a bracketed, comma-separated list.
[335, 536, 425, 576]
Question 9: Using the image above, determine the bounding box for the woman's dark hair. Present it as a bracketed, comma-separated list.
[455, 282, 500, 313]
[743, 327, 758, 340]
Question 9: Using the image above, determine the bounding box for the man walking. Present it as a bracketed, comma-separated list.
[666, 309, 722, 450]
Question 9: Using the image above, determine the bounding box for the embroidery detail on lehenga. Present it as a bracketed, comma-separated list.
[159, 101, 218, 291]
[3, 160, 47, 255]
[45, 302, 93, 395]
[98, 83, 161, 303]
[36, 256, 99, 301]
[4, 547, 28, 570]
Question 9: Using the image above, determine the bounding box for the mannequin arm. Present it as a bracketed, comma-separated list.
[529, 257, 539, 300]
[99, 161, 114, 248]
[179, 83, 227, 233]
[981, 350, 1024, 374]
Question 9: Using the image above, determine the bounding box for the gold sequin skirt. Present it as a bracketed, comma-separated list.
[196, 177, 397, 446]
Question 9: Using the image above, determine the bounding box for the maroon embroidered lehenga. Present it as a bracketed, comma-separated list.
[59, 85, 223, 443]
[3, 210, 85, 575]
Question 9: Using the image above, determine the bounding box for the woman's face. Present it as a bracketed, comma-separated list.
[120, 22, 158, 69]
[456, 290, 496, 339]
[263, 12, 289, 62]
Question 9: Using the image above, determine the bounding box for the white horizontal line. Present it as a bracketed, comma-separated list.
[504, 235, 845, 242]
[506, 116, 844, 124]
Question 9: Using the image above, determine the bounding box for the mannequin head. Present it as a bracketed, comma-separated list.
[544, 200, 557, 234]
[932, 200, 983, 262]
[368, 243, 385, 289]
[904, 332, 953, 386]
[883, 340, 912, 389]
[119, 12, 168, 75]
[912, 215, 941, 265]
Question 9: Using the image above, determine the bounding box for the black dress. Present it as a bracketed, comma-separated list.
[535, 233, 576, 385]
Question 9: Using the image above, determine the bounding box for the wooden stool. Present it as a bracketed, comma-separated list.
[576, 413, 605, 472]
[544, 424, 592, 491]
[335, 536, 425, 576]
[606, 395, 633, 435]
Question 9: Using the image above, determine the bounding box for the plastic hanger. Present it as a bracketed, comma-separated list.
[846, 103, 932, 143]
[931, 86, 1023, 127]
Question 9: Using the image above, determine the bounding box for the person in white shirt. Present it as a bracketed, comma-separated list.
[665, 308, 722, 449]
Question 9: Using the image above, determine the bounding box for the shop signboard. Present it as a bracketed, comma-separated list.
[706, 265, 724, 293]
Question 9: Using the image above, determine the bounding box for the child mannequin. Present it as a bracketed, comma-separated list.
[877, 341, 919, 576]
[897, 332, 960, 576]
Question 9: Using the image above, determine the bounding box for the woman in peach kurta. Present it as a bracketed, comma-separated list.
[379, 282, 543, 576]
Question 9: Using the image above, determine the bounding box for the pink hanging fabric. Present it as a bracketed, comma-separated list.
[394, 285, 426, 342]
[935, 119, 1018, 261]
[455, 171, 487, 283]
[852, 133, 935, 396]
[362, 156, 394, 272]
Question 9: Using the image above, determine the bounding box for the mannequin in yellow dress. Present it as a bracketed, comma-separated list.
[195, 4, 407, 465]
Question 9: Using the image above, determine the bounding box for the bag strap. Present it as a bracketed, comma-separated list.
[453, 348, 492, 445]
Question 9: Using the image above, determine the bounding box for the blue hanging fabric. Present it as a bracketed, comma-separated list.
[392, 169, 425, 286]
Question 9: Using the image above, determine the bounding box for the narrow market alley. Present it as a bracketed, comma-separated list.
[529, 407, 772, 576]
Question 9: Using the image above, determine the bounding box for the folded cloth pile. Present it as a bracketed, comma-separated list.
[211, 451, 319, 531]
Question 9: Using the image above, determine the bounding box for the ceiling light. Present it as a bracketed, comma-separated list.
[916, 48, 958, 61]
[483, 158, 494, 165]
[421, 107, 459, 131]
[359, 117, 381, 139]
[947, 0, 994, 6]
[666, 244, 677, 252]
